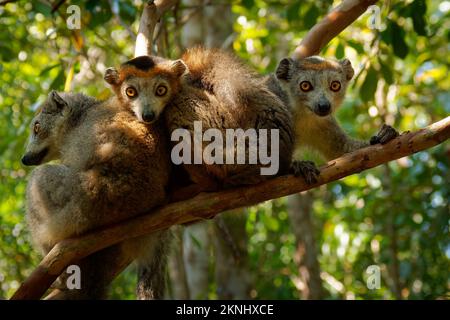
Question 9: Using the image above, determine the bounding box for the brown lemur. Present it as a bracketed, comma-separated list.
[104, 47, 320, 190]
[269, 56, 399, 162]
[22, 91, 171, 299]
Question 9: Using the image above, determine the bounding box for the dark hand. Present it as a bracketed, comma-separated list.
[290, 160, 320, 184]
[370, 124, 399, 145]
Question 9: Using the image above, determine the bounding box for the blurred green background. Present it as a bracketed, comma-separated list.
[0, 0, 448, 299]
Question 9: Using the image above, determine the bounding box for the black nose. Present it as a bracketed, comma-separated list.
[21, 148, 48, 166]
[21, 153, 37, 166]
[315, 102, 331, 116]
[142, 111, 155, 123]
[21, 155, 30, 166]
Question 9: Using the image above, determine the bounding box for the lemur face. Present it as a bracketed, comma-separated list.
[118, 75, 174, 123]
[276, 56, 354, 117]
[104, 56, 187, 123]
[22, 91, 72, 166]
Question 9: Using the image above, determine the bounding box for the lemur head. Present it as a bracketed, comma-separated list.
[275, 56, 354, 117]
[104, 56, 187, 123]
[22, 91, 85, 166]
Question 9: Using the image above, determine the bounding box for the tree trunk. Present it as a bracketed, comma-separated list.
[183, 223, 211, 299]
[287, 192, 324, 299]
[167, 226, 190, 299]
[180, 0, 204, 48]
[213, 213, 252, 299]
[204, 1, 232, 48]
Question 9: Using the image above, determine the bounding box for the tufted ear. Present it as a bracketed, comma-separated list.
[45, 90, 68, 114]
[104, 67, 120, 85]
[276, 58, 294, 81]
[171, 59, 188, 78]
[339, 58, 354, 81]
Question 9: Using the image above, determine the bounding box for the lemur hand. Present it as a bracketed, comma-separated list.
[370, 124, 399, 145]
[290, 160, 320, 185]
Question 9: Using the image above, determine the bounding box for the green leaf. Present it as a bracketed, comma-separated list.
[242, 0, 255, 9]
[0, 44, 15, 62]
[32, 1, 52, 17]
[336, 43, 345, 59]
[379, 61, 394, 85]
[286, 2, 301, 23]
[304, 5, 320, 29]
[380, 28, 392, 45]
[360, 67, 378, 102]
[50, 68, 65, 91]
[74, 61, 81, 73]
[390, 22, 409, 58]
[411, 0, 427, 36]
[118, 1, 137, 24]
[347, 40, 364, 54]
[39, 63, 61, 76]
[188, 233, 203, 250]
[86, 0, 113, 28]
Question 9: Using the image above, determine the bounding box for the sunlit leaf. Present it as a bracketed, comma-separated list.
[360, 66, 378, 102]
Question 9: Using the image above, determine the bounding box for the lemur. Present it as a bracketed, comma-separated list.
[22, 91, 171, 299]
[104, 47, 320, 190]
[268, 56, 399, 161]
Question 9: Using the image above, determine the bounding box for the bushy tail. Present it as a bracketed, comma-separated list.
[182, 47, 261, 110]
[136, 230, 173, 299]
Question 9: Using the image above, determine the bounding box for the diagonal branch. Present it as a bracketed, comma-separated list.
[10, 116, 450, 300]
[292, 0, 378, 59]
[134, 0, 178, 57]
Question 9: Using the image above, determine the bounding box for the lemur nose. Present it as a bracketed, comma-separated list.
[142, 111, 156, 123]
[316, 102, 331, 116]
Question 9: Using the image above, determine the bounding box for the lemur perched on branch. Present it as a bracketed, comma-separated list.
[104, 47, 320, 189]
[268, 56, 399, 161]
[22, 91, 171, 299]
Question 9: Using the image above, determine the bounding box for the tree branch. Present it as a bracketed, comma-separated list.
[134, 0, 178, 57]
[11, 116, 450, 300]
[292, 0, 378, 59]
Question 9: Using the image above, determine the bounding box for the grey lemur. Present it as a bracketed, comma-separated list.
[22, 91, 171, 299]
[104, 47, 320, 190]
[269, 56, 399, 161]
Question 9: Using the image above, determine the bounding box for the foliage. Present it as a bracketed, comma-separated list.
[0, 0, 448, 299]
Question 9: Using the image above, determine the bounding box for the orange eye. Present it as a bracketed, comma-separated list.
[330, 81, 341, 92]
[126, 87, 137, 98]
[155, 85, 167, 97]
[300, 81, 313, 92]
[33, 123, 40, 135]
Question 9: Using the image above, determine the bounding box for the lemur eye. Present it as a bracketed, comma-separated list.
[33, 122, 41, 135]
[300, 81, 313, 92]
[330, 81, 341, 92]
[155, 85, 168, 97]
[126, 87, 138, 98]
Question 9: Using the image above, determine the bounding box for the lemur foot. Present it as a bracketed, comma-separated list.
[370, 124, 399, 145]
[290, 160, 320, 185]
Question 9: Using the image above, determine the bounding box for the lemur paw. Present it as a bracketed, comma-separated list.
[370, 124, 399, 145]
[290, 160, 320, 185]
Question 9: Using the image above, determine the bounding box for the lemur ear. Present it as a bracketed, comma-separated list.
[47, 90, 68, 113]
[276, 58, 293, 81]
[171, 60, 187, 78]
[339, 59, 354, 81]
[104, 67, 120, 85]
